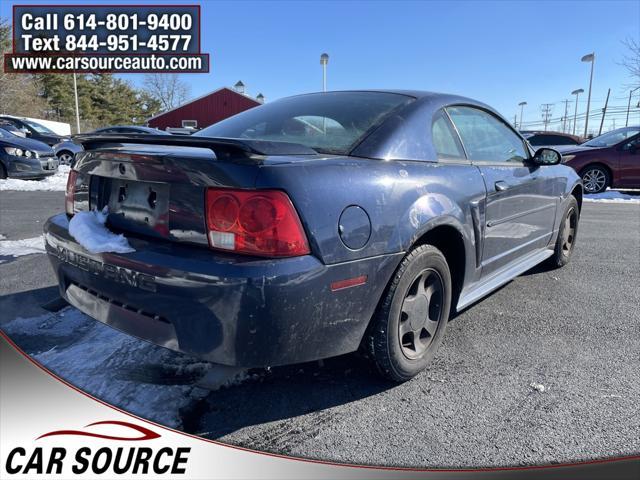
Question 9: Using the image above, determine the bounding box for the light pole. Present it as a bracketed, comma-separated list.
[626, 86, 640, 127]
[581, 53, 595, 138]
[320, 53, 329, 92]
[72, 72, 81, 133]
[571, 88, 584, 136]
[518, 101, 527, 129]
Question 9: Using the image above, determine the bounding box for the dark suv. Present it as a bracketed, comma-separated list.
[557, 126, 640, 193]
[521, 131, 581, 149]
[0, 116, 67, 146]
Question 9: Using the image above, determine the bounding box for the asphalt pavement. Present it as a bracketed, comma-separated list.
[1, 190, 638, 468]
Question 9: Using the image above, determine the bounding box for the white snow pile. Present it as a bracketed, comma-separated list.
[0, 165, 70, 191]
[584, 190, 640, 204]
[0, 235, 46, 257]
[530, 382, 546, 393]
[1, 307, 214, 428]
[69, 207, 135, 254]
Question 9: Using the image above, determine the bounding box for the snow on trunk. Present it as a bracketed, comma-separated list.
[68, 207, 135, 254]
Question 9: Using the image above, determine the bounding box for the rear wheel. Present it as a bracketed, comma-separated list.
[366, 244, 451, 382]
[580, 165, 609, 194]
[549, 196, 579, 268]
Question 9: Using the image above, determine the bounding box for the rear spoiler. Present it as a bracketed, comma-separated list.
[72, 134, 318, 157]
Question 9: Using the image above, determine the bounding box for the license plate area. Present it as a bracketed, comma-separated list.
[95, 177, 170, 238]
[42, 158, 57, 170]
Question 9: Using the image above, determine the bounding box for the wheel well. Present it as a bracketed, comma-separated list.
[571, 185, 583, 211]
[580, 163, 612, 185]
[56, 149, 73, 157]
[413, 225, 466, 311]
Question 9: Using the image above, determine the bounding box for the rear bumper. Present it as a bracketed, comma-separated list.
[44, 213, 402, 367]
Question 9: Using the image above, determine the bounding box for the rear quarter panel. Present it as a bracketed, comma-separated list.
[255, 157, 486, 286]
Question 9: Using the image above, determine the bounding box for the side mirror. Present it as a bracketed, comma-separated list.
[532, 147, 561, 166]
[21, 128, 31, 137]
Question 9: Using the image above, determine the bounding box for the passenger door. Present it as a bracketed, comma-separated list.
[446, 106, 558, 277]
[616, 135, 640, 187]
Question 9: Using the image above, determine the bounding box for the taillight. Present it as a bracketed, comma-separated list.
[205, 188, 310, 257]
[65, 170, 78, 215]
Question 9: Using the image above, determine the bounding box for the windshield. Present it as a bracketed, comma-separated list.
[22, 119, 56, 135]
[582, 127, 640, 148]
[195, 91, 414, 154]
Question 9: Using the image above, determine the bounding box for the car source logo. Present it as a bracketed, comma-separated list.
[4, 420, 190, 475]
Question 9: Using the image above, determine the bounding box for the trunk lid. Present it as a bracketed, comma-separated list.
[70, 135, 317, 246]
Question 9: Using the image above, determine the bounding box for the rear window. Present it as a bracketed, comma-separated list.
[528, 134, 578, 146]
[195, 92, 414, 155]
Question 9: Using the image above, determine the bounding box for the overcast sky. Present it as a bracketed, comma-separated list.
[2, 0, 639, 131]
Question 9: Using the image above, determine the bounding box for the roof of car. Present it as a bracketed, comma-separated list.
[96, 125, 153, 130]
[286, 90, 493, 114]
[291, 89, 477, 100]
[521, 130, 576, 136]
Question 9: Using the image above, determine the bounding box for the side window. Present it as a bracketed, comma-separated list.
[447, 106, 528, 163]
[553, 136, 579, 146]
[528, 135, 549, 146]
[8, 119, 26, 131]
[431, 110, 465, 160]
[623, 136, 640, 152]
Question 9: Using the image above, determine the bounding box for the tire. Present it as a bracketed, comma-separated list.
[580, 165, 609, 194]
[57, 151, 74, 165]
[549, 195, 579, 268]
[366, 244, 452, 382]
[0, 163, 6, 179]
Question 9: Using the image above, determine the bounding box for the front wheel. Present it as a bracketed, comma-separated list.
[57, 151, 74, 165]
[366, 244, 452, 382]
[549, 196, 580, 268]
[581, 165, 609, 194]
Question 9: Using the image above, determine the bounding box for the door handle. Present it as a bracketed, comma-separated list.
[495, 181, 509, 192]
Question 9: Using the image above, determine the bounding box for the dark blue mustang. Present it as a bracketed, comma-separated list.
[44, 90, 582, 381]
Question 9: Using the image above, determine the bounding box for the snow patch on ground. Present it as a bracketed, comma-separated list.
[0, 165, 70, 191]
[69, 207, 135, 253]
[1, 307, 214, 428]
[584, 190, 640, 203]
[0, 235, 45, 257]
[530, 382, 546, 393]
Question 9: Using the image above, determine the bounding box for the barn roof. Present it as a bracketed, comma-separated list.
[146, 87, 261, 122]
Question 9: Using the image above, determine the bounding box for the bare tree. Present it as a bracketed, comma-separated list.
[0, 18, 47, 116]
[142, 74, 190, 112]
[620, 38, 640, 89]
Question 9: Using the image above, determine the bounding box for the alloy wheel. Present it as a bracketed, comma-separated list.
[582, 169, 606, 194]
[58, 152, 73, 165]
[399, 268, 444, 359]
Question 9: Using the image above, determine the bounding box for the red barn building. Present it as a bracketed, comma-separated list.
[147, 85, 262, 131]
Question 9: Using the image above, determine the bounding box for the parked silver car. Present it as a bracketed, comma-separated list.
[53, 139, 83, 165]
